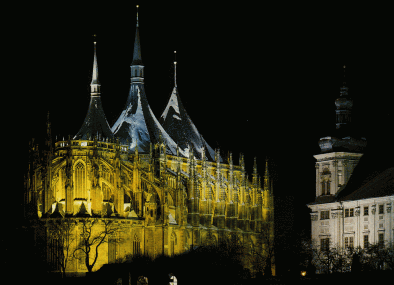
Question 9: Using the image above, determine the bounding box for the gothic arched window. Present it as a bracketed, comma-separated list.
[103, 183, 113, 202]
[170, 231, 177, 256]
[133, 234, 141, 255]
[75, 162, 86, 199]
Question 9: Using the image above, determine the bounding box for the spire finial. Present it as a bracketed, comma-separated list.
[342, 65, 346, 87]
[91, 35, 100, 94]
[136, 5, 139, 27]
[253, 157, 257, 175]
[174, 51, 177, 88]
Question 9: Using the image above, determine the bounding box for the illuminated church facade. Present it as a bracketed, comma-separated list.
[24, 8, 274, 276]
[308, 67, 393, 258]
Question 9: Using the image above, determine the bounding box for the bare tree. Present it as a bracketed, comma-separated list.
[305, 240, 394, 274]
[249, 222, 275, 277]
[359, 241, 394, 271]
[72, 218, 126, 273]
[46, 218, 76, 278]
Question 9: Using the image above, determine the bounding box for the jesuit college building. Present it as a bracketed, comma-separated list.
[308, 67, 394, 253]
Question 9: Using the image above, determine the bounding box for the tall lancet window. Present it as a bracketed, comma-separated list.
[103, 184, 113, 203]
[75, 162, 86, 199]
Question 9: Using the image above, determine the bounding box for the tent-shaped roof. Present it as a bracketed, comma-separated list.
[160, 83, 220, 162]
[112, 83, 183, 156]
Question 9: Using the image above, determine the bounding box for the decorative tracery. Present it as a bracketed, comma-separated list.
[74, 162, 86, 199]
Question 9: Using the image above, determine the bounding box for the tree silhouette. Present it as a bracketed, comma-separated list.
[72, 218, 126, 273]
[46, 218, 76, 278]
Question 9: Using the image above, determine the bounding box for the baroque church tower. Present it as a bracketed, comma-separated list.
[24, 6, 275, 276]
[314, 66, 367, 199]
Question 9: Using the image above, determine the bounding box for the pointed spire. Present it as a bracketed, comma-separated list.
[174, 51, 177, 88]
[46, 111, 53, 154]
[264, 157, 270, 192]
[339, 65, 348, 97]
[335, 65, 353, 130]
[240, 153, 245, 170]
[264, 157, 269, 177]
[73, 36, 114, 141]
[253, 157, 258, 175]
[136, 5, 139, 27]
[132, 5, 143, 66]
[90, 34, 100, 95]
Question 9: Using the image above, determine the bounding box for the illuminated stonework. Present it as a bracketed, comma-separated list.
[24, 7, 275, 276]
[25, 138, 275, 275]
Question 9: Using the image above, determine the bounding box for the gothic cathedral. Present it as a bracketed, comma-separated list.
[24, 7, 275, 276]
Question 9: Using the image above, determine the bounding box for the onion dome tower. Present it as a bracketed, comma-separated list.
[111, 6, 182, 155]
[335, 65, 353, 131]
[318, 66, 367, 153]
[160, 52, 220, 161]
[74, 36, 114, 140]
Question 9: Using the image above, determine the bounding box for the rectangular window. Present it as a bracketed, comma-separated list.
[320, 210, 330, 220]
[345, 208, 354, 217]
[321, 238, 330, 251]
[379, 233, 384, 248]
[379, 204, 384, 214]
[364, 235, 369, 248]
[364, 206, 369, 216]
[345, 236, 354, 248]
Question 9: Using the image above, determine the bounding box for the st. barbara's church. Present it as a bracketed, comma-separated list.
[24, 6, 275, 276]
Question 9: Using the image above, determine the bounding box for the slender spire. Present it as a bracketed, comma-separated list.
[335, 65, 352, 130]
[253, 157, 258, 175]
[136, 5, 139, 27]
[132, 5, 143, 65]
[46, 111, 53, 153]
[174, 51, 177, 88]
[264, 157, 270, 192]
[73, 36, 114, 140]
[91, 35, 100, 95]
[339, 65, 348, 97]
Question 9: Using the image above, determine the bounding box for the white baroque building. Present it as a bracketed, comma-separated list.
[308, 68, 394, 252]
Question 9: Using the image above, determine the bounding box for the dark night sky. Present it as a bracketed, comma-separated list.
[10, 3, 393, 273]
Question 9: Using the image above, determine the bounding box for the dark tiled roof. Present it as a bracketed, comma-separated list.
[112, 83, 180, 156]
[160, 87, 220, 162]
[74, 96, 114, 140]
[309, 195, 336, 205]
[337, 167, 394, 202]
[132, 27, 142, 65]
